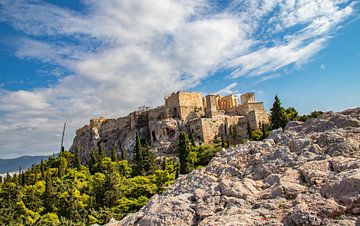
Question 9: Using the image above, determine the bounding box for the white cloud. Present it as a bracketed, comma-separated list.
[214, 83, 238, 95]
[0, 0, 356, 158]
[320, 64, 327, 70]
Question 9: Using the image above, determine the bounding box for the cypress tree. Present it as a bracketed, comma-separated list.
[227, 139, 230, 148]
[18, 167, 22, 186]
[134, 133, 143, 165]
[111, 149, 118, 162]
[247, 120, 252, 139]
[178, 132, 191, 174]
[221, 136, 226, 148]
[89, 149, 98, 174]
[190, 132, 196, 147]
[58, 157, 66, 178]
[261, 123, 267, 140]
[121, 147, 126, 160]
[44, 174, 54, 212]
[270, 95, 288, 130]
[142, 148, 156, 175]
[132, 133, 144, 176]
[40, 159, 45, 179]
[73, 151, 81, 169]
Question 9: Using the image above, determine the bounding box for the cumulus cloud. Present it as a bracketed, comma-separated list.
[0, 0, 356, 158]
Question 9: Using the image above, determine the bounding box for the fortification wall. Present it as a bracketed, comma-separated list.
[165, 91, 204, 120]
[238, 102, 265, 116]
[247, 110, 270, 130]
[219, 95, 238, 113]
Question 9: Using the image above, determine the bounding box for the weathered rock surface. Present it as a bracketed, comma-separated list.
[70, 115, 184, 163]
[118, 108, 360, 225]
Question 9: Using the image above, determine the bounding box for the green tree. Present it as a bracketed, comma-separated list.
[134, 133, 143, 165]
[178, 132, 191, 174]
[44, 174, 55, 212]
[285, 107, 298, 121]
[89, 149, 99, 174]
[270, 95, 288, 129]
[73, 151, 82, 170]
[121, 147, 126, 160]
[57, 156, 66, 178]
[247, 120, 252, 138]
[261, 123, 268, 140]
[111, 149, 118, 162]
[41, 159, 45, 179]
[189, 132, 196, 147]
[133, 133, 143, 176]
[103, 168, 121, 207]
[141, 148, 156, 175]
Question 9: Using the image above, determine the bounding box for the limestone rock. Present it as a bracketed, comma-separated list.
[115, 108, 360, 226]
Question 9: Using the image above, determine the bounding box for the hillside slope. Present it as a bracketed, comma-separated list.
[120, 108, 360, 225]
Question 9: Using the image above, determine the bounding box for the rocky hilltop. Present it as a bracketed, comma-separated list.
[118, 108, 360, 225]
[70, 91, 269, 163]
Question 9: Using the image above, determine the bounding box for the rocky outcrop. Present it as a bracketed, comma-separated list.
[70, 114, 185, 163]
[118, 108, 360, 225]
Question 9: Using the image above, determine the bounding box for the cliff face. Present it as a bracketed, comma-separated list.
[119, 108, 360, 225]
[70, 114, 185, 163]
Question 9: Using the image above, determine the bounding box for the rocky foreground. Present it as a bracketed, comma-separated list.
[119, 108, 360, 225]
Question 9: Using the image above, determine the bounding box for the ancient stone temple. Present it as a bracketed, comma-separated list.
[70, 91, 269, 162]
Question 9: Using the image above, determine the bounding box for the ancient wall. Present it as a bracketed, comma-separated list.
[199, 118, 225, 143]
[219, 94, 238, 113]
[247, 110, 270, 130]
[236, 117, 250, 138]
[240, 93, 256, 104]
[90, 117, 108, 128]
[165, 91, 204, 120]
[205, 95, 221, 118]
[238, 102, 265, 116]
[189, 118, 204, 141]
[164, 92, 180, 118]
[147, 106, 169, 121]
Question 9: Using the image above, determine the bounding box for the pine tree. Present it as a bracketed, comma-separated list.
[178, 132, 191, 174]
[270, 95, 288, 130]
[111, 149, 118, 162]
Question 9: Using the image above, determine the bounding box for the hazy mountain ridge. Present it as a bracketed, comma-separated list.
[0, 155, 50, 174]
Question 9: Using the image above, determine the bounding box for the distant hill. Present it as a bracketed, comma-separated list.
[0, 155, 51, 174]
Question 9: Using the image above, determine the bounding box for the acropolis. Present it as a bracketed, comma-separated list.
[71, 91, 269, 161]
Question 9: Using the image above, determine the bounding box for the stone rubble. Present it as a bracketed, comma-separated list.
[111, 108, 360, 226]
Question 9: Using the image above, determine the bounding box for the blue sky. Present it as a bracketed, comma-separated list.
[0, 0, 359, 158]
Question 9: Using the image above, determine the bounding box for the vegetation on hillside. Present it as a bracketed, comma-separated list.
[248, 95, 323, 141]
[0, 134, 222, 225]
